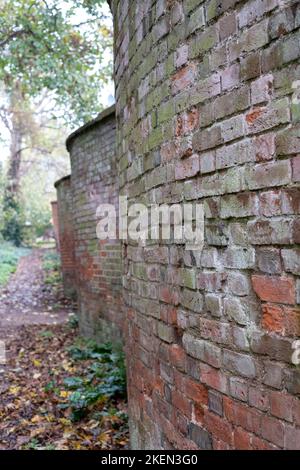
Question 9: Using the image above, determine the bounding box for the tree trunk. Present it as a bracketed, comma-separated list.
[6, 83, 23, 195]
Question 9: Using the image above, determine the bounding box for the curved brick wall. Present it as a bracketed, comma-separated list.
[51, 201, 60, 251]
[65, 105, 123, 343]
[55, 176, 76, 298]
[111, 0, 300, 449]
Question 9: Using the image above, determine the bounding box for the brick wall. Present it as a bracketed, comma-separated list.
[55, 176, 76, 298]
[51, 201, 60, 251]
[66, 106, 123, 344]
[111, 0, 300, 449]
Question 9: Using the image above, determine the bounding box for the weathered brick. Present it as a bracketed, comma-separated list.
[220, 193, 258, 219]
[216, 140, 254, 170]
[250, 331, 292, 362]
[262, 303, 285, 335]
[252, 274, 295, 304]
[221, 115, 245, 143]
[248, 218, 293, 245]
[188, 423, 212, 450]
[263, 361, 283, 389]
[186, 5, 205, 35]
[224, 397, 262, 434]
[214, 86, 250, 121]
[249, 387, 269, 412]
[227, 272, 251, 297]
[241, 53, 261, 81]
[238, 0, 278, 29]
[171, 64, 197, 95]
[281, 248, 300, 275]
[223, 247, 255, 269]
[199, 151, 216, 174]
[175, 154, 200, 179]
[193, 125, 223, 151]
[180, 288, 203, 313]
[245, 99, 290, 135]
[284, 424, 300, 450]
[208, 390, 223, 416]
[175, 44, 189, 68]
[254, 132, 275, 162]
[223, 350, 256, 378]
[229, 377, 248, 402]
[200, 363, 228, 393]
[221, 63, 240, 91]
[203, 409, 233, 446]
[189, 25, 218, 59]
[261, 415, 284, 447]
[219, 12, 237, 41]
[251, 74, 274, 104]
[229, 19, 269, 62]
[292, 155, 300, 182]
[205, 293, 223, 317]
[224, 297, 248, 326]
[245, 160, 291, 190]
[268, 7, 296, 40]
[259, 190, 281, 217]
[270, 391, 294, 422]
[232, 326, 250, 351]
[276, 126, 300, 155]
[182, 332, 222, 368]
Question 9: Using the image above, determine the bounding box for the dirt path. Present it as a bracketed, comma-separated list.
[0, 249, 128, 450]
[0, 249, 73, 331]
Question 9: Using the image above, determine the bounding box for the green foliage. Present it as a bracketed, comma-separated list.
[1, 190, 25, 246]
[60, 341, 127, 421]
[43, 250, 61, 285]
[0, 241, 30, 285]
[0, 0, 112, 127]
[43, 250, 60, 270]
[68, 313, 79, 329]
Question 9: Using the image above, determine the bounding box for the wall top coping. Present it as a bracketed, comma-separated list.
[54, 174, 71, 189]
[65, 104, 115, 152]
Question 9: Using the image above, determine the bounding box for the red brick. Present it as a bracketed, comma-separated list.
[175, 154, 200, 179]
[292, 155, 300, 182]
[284, 424, 300, 450]
[175, 108, 199, 136]
[261, 415, 284, 447]
[233, 427, 252, 450]
[224, 397, 261, 434]
[259, 190, 281, 216]
[200, 364, 227, 393]
[171, 64, 196, 95]
[184, 377, 208, 405]
[169, 344, 186, 371]
[283, 306, 300, 336]
[159, 286, 179, 305]
[204, 409, 233, 446]
[251, 435, 278, 450]
[249, 387, 269, 412]
[172, 390, 191, 417]
[252, 275, 295, 304]
[293, 398, 300, 426]
[270, 391, 294, 422]
[254, 132, 275, 162]
[262, 303, 284, 334]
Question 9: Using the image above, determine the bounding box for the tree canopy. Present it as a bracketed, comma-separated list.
[0, 0, 113, 126]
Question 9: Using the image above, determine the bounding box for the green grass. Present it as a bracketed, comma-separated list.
[0, 241, 31, 286]
[42, 251, 62, 285]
